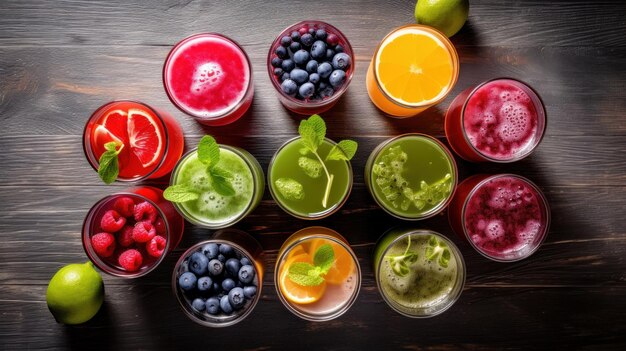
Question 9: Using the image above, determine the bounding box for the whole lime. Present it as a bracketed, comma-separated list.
[415, 0, 470, 37]
[46, 261, 104, 325]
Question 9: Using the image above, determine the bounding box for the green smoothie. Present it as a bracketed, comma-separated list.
[367, 134, 456, 219]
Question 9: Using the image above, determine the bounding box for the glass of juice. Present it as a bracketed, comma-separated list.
[373, 228, 465, 317]
[268, 137, 353, 219]
[366, 25, 459, 117]
[267, 21, 354, 115]
[444, 78, 547, 162]
[365, 134, 457, 220]
[169, 143, 264, 229]
[163, 33, 254, 126]
[448, 174, 551, 261]
[82, 186, 184, 278]
[83, 100, 184, 182]
[172, 229, 264, 327]
[274, 227, 361, 321]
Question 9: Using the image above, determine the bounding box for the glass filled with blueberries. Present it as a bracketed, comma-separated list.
[267, 20, 354, 115]
[172, 229, 264, 327]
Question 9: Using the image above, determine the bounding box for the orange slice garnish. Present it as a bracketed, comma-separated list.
[308, 239, 355, 285]
[279, 251, 326, 305]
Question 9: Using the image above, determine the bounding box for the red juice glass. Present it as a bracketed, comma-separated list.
[82, 186, 185, 278]
[448, 174, 550, 262]
[164, 33, 254, 126]
[267, 21, 354, 115]
[445, 78, 546, 163]
[83, 100, 184, 182]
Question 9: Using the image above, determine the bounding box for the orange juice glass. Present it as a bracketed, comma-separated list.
[366, 25, 459, 117]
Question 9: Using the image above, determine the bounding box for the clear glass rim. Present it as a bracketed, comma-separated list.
[371, 24, 459, 109]
[366, 133, 458, 220]
[374, 229, 466, 318]
[461, 173, 551, 262]
[459, 77, 548, 163]
[82, 100, 170, 182]
[163, 33, 253, 121]
[266, 20, 355, 108]
[267, 136, 354, 219]
[273, 227, 362, 321]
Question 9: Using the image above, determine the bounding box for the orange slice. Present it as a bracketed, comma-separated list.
[279, 252, 325, 305]
[375, 27, 455, 106]
[308, 239, 355, 285]
[127, 108, 163, 168]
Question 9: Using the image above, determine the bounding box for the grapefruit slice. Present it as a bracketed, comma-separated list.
[92, 125, 123, 158]
[101, 109, 128, 140]
[127, 108, 163, 168]
[279, 252, 326, 305]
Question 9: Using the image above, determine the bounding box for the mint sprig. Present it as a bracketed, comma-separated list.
[297, 115, 358, 208]
[164, 184, 199, 202]
[425, 236, 451, 268]
[97, 141, 124, 184]
[287, 244, 335, 287]
[385, 235, 418, 277]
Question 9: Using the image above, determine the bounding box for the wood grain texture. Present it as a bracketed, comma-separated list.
[1, 0, 625, 350]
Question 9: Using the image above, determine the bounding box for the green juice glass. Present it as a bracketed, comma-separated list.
[373, 228, 465, 318]
[268, 137, 353, 219]
[169, 144, 264, 228]
[365, 134, 457, 220]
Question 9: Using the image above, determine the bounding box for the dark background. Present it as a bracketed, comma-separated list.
[1, 0, 625, 349]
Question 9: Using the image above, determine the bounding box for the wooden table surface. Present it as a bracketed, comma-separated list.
[1, 0, 625, 349]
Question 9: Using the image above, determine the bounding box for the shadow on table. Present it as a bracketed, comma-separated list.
[64, 300, 118, 351]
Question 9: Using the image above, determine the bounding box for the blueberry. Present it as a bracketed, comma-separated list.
[206, 297, 220, 315]
[280, 36, 291, 47]
[301, 33, 314, 46]
[219, 244, 234, 257]
[306, 60, 318, 74]
[225, 258, 241, 277]
[293, 50, 310, 67]
[274, 67, 284, 76]
[310, 40, 327, 60]
[309, 73, 320, 85]
[222, 278, 236, 292]
[189, 252, 208, 275]
[240, 257, 251, 266]
[197, 276, 213, 292]
[319, 81, 328, 90]
[280, 72, 290, 82]
[335, 44, 344, 53]
[317, 62, 333, 79]
[275, 46, 288, 59]
[208, 259, 223, 276]
[270, 57, 282, 68]
[332, 53, 351, 70]
[320, 86, 335, 98]
[290, 68, 309, 85]
[192, 298, 205, 312]
[315, 29, 327, 41]
[243, 286, 257, 299]
[326, 48, 335, 61]
[327, 33, 339, 46]
[289, 42, 301, 52]
[281, 59, 295, 72]
[281, 79, 298, 96]
[299, 82, 315, 99]
[220, 295, 233, 314]
[329, 70, 346, 88]
[309, 28, 316, 35]
[217, 254, 226, 263]
[212, 282, 220, 293]
[238, 265, 256, 284]
[290, 31, 300, 42]
[178, 272, 197, 291]
[202, 243, 219, 260]
[228, 287, 246, 309]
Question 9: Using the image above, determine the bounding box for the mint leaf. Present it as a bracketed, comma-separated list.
[275, 178, 304, 201]
[198, 135, 220, 169]
[299, 147, 309, 156]
[104, 141, 118, 152]
[298, 115, 326, 153]
[97, 141, 123, 184]
[313, 244, 335, 274]
[298, 156, 322, 178]
[210, 170, 236, 196]
[326, 140, 358, 161]
[164, 184, 199, 202]
[287, 262, 325, 286]
[211, 166, 232, 180]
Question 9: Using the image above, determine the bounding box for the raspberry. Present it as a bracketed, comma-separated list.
[132, 221, 156, 243]
[146, 235, 167, 258]
[100, 210, 126, 232]
[134, 201, 157, 223]
[91, 232, 116, 258]
[113, 197, 135, 217]
[117, 225, 134, 247]
[154, 217, 166, 235]
[118, 249, 143, 272]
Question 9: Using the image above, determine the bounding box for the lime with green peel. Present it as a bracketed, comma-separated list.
[46, 261, 104, 325]
[415, 0, 470, 37]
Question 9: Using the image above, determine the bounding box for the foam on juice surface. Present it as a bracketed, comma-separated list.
[463, 80, 538, 160]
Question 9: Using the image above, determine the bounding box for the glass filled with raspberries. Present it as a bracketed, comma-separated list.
[267, 20, 354, 115]
[82, 186, 184, 278]
[172, 229, 264, 327]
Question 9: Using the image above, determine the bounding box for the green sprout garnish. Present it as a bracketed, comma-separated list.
[425, 235, 451, 268]
[385, 236, 419, 277]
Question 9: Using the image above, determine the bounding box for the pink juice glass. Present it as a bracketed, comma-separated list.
[445, 78, 546, 162]
[163, 33, 254, 126]
[448, 174, 550, 262]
